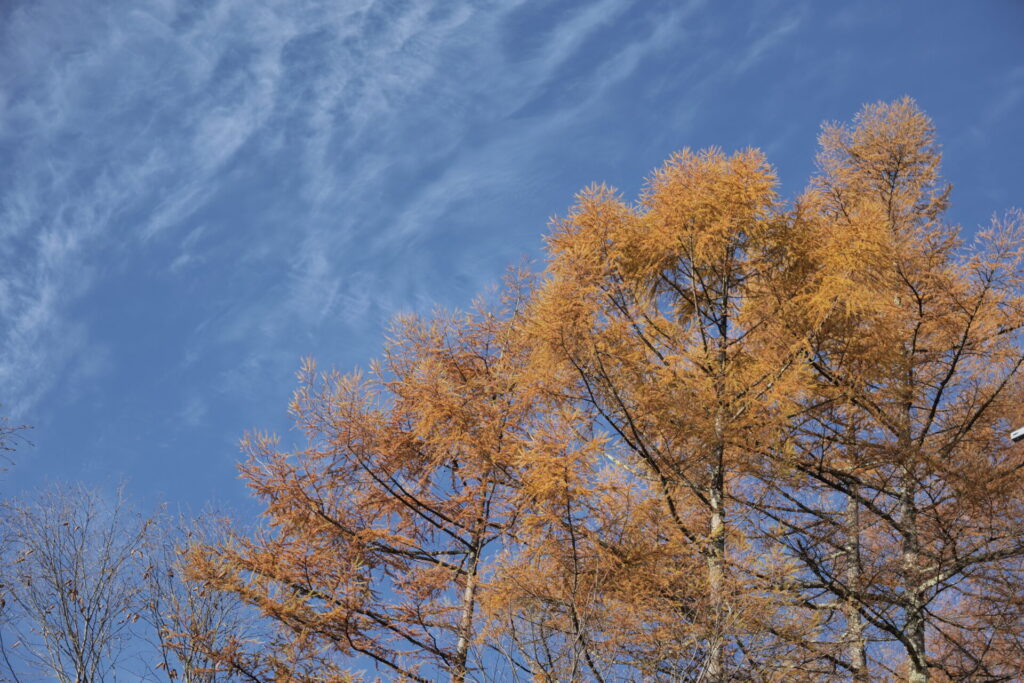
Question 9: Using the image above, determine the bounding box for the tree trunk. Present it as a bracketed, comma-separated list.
[706, 279, 731, 683]
[452, 542, 481, 683]
[706, 423, 726, 682]
[844, 490, 868, 682]
[900, 470, 928, 683]
[899, 358, 927, 683]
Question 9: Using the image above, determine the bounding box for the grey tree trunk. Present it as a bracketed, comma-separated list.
[844, 491, 868, 682]
[452, 542, 481, 683]
[706, 463, 726, 683]
[900, 469, 928, 683]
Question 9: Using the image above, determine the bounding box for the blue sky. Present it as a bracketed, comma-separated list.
[1, 0, 1022, 512]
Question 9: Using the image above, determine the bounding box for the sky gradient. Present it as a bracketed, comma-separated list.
[2, 0, 1022, 513]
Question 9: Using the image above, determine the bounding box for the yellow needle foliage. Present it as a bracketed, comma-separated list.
[190, 99, 1024, 683]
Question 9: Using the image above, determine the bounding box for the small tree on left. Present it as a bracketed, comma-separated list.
[0, 483, 150, 683]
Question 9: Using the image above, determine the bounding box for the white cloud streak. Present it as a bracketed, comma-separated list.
[0, 0, 816, 424]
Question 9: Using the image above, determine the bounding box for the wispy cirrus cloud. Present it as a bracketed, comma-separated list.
[1, 0, 810, 425]
[8, 0, 1013, 507]
[1, 0, 321, 416]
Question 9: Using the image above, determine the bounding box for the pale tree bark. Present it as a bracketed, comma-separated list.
[900, 470, 928, 683]
[843, 489, 868, 682]
[452, 537, 482, 683]
[844, 415, 868, 681]
[705, 432, 726, 682]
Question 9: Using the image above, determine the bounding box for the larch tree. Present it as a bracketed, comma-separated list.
[483, 414, 695, 681]
[528, 148, 815, 680]
[477, 404, 609, 680]
[189, 294, 545, 683]
[767, 98, 1024, 682]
